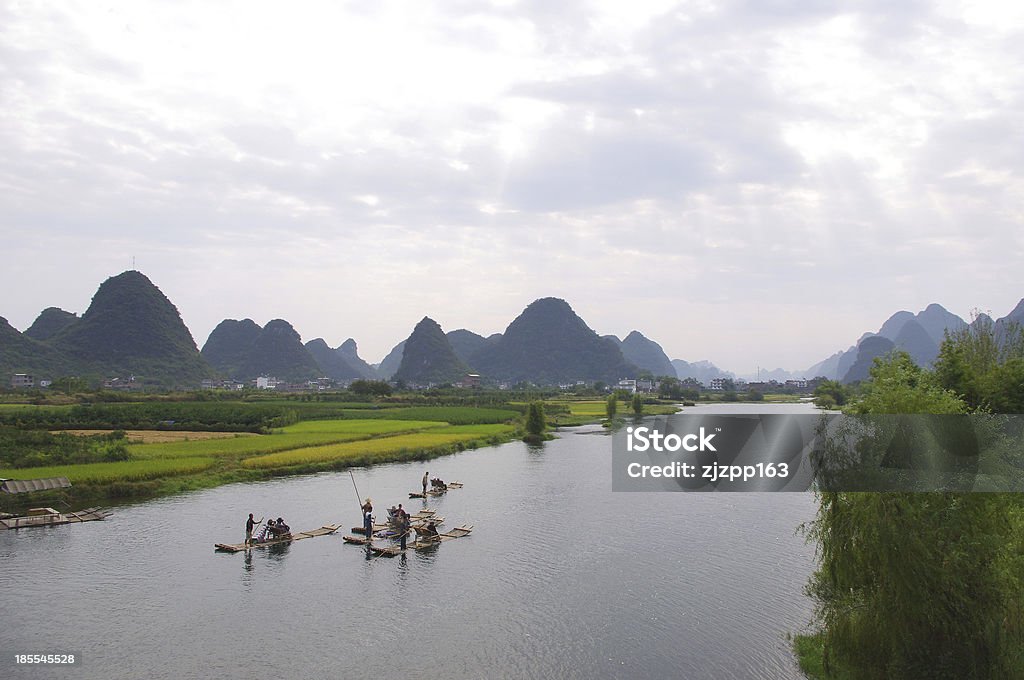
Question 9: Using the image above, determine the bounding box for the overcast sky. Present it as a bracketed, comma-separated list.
[2, 0, 1022, 374]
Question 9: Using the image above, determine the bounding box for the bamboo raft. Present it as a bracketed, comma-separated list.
[343, 524, 474, 556]
[409, 481, 464, 498]
[350, 509, 440, 535]
[0, 507, 111, 530]
[351, 516, 445, 536]
[214, 524, 341, 553]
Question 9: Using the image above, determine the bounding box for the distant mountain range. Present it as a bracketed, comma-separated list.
[671, 359, 735, 384]
[806, 302, 1024, 384]
[3, 270, 1023, 388]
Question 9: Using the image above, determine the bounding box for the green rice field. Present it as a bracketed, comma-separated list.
[127, 420, 447, 460]
[242, 424, 514, 469]
[0, 457, 216, 483]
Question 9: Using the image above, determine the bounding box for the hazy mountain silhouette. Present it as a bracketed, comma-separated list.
[474, 298, 637, 384]
[376, 340, 406, 380]
[202, 319, 261, 378]
[50, 271, 213, 385]
[305, 338, 363, 381]
[609, 331, 676, 378]
[24, 307, 79, 341]
[338, 339, 379, 380]
[393, 317, 468, 384]
[892, 319, 940, 367]
[446, 329, 493, 367]
[202, 318, 320, 381]
[842, 336, 897, 384]
[672, 359, 734, 383]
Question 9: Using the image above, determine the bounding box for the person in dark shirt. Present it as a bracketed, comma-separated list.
[397, 511, 410, 551]
[245, 513, 263, 546]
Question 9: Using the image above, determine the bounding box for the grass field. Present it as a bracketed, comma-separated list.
[242, 424, 514, 469]
[126, 420, 448, 460]
[126, 432, 366, 460]
[0, 404, 521, 502]
[0, 457, 216, 483]
[59, 429, 261, 443]
[279, 419, 447, 434]
[331, 406, 518, 424]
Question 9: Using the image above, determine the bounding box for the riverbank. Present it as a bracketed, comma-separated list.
[0, 398, 686, 506]
[0, 420, 519, 504]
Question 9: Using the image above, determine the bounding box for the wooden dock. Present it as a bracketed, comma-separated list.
[0, 507, 111, 530]
[214, 524, 341, 553]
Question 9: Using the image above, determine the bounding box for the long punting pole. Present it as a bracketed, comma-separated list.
[349, 470, 363, 511]
[350, 470, 375, 550]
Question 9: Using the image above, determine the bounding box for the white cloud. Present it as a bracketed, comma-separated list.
[1, 0, 1022, 373]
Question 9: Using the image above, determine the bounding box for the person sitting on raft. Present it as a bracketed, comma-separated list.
[417, 520, 441, 540]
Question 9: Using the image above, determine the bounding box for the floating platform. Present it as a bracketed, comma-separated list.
[350, 509, 440, 535]
[0, 507, 111, 530]
[344, 524, 474, 556]
[351, 516, 445, 537]
[214, 524, 340, 553]
[409, 482, 463, 498]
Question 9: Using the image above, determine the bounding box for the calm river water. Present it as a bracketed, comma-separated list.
[0, 404, 821, 680]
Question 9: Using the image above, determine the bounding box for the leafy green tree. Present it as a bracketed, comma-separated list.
[350, 380, 393, 397]
[525, 401, 546, 438]
[848, 351, 965, 415]
[934, 316, 1024, 411]
[631, 393, 643, 416]
[803, 351, 1024, 678]
[658, 377, 682, 399]
[606, 395, 617, 420]
[805, 491, 1021, 679]
[814, 379, 848, 408]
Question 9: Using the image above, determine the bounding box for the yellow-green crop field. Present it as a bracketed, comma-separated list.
[278, 419, 447, 435]
[0, 413, 518, 500]
[0, 457, 216, 483]
[242, 424, 514, 469]
[547, 400, 609, 416]
[126, 432, 367, 460]
[127, 420, 446, 460]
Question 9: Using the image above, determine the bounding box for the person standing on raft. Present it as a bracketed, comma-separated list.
[245, 513, 263, 546]
[422, 471, 429, 495]
[361, 498, 374, 541]
[397, 509, 410, 551]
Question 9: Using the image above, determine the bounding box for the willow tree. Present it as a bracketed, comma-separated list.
[804, 351, 1024, 679]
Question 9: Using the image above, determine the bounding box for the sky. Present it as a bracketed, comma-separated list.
[2, 0, 1022, 375]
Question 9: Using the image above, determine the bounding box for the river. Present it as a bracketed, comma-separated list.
[0, 403, 821, 679]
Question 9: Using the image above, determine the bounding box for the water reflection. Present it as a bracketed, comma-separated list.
[525, 442, 547, 457]
[242, 551, 253, 588]
[266, 542, 291, 560]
